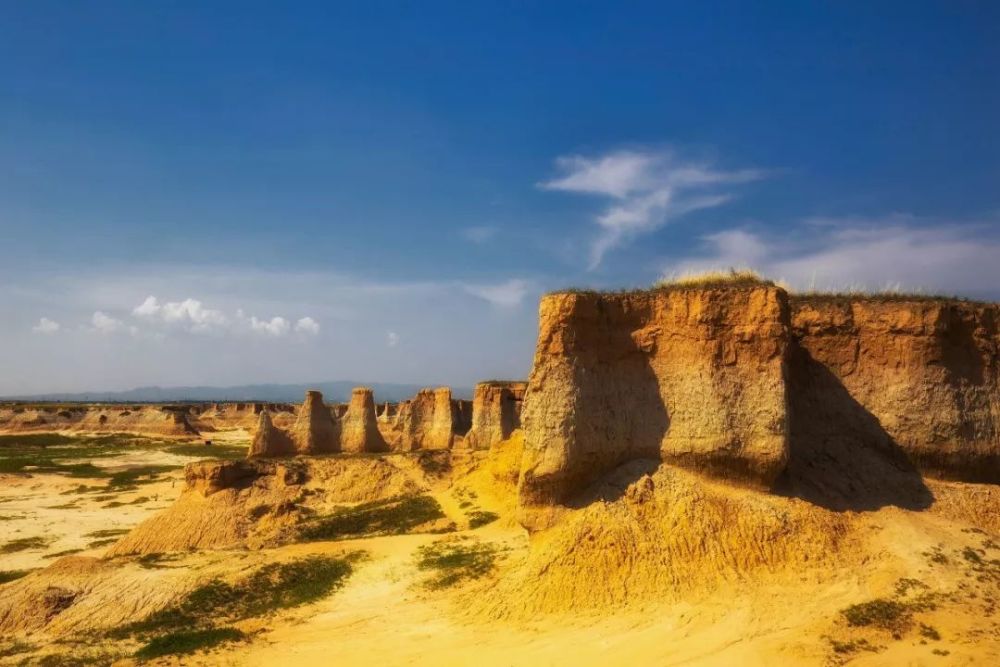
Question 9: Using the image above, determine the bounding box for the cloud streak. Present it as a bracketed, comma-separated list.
[664, 217, 1000, 297]
[540, 149, 765, 269]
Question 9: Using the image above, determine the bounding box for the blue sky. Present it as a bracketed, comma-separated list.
[2, 2, 998, 394]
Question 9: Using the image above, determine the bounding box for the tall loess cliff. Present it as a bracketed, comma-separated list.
[790, 296, 1000, 484]
[516, 284, 1000, 530]
[517, 285, 790, 528]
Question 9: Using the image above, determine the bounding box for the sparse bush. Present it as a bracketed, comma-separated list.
[919, 623, 941, 640]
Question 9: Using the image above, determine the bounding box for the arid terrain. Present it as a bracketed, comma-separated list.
[2, 277, 999, 666]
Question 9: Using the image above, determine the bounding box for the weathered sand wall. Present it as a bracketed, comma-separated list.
[463, 381, 527, 450]
[791, 297, 1000, 483]
[517, 286, 790, 528]
[340, 387, 388, 453]
[387, 388, 460, 451]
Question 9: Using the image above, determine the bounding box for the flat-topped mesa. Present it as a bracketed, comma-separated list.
[790, 296, 1000, 483]
[390, 387, 461, 451]
[247, 408, 294, 458]
[288, 390, 340, 454]
[463, 381, 527, 450]
[517, 285, 790, 530]
[340, 387, 389, 453]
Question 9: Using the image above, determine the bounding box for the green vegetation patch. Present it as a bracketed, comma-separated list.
[111, 553, 359, 639]
[135, 627, 246, 660]
[163, 443, 246, 460]
[467, 510, 499, 529]
[43, 548, 84, 559]
[841, 599, 911, 630]
[0, 569, 35, 584]
[298, 495, 445, 542]
[87, 538, 120, 549]
[85, 528, 131, 538]
[827, 637, 878, 656]
[1, 536, 50, 553]
[416, 538, 499, 590]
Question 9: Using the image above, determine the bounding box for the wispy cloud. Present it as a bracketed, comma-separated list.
[540, 148, 766, 269]
[664, 217, 1000, 296]
[462, 278, 530, 307]
[32, 317, 60, 334]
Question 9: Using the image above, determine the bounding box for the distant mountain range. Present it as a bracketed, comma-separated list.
[2, 381, 473, 404]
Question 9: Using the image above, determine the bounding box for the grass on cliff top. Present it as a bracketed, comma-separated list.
[547, 268, 987, 304]
[550, 269, 772, 297]
[297, 494, 448, 542]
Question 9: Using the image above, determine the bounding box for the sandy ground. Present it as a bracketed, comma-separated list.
[3, 438, 998, 666]
[0, 433, 248, 572]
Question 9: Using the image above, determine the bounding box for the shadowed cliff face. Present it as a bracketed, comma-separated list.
[517, 286, 790, 530]
[777, 340, 933, 511]
[791, 298, 1000, 484]
[516, 286, 1000, 531]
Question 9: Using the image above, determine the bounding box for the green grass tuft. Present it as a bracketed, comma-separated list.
[1, 536, 50, 554]
[0, 569, 35, 584]
[841, 599, 910, 630]
[135, 627, 246, 660]
[298, 495, 445, 542]
[467, 510, 499, 529]
[416, 538, 499, 590]
[111, 554, 359, 639]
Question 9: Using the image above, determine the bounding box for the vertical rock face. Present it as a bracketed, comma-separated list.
[517, 286, 791, 529]
[247, 409, 294, 458]
[464, 381, 527, 450]
[791, 297, 1000, 483]
[288, 390, 340, 454]
[388, 388, 459, 451]
[340, 387, 388, 453]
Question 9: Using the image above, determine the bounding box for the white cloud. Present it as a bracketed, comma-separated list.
[294, 316, 320, 335]
[462, 278, 529, 307]
[32, 317, 60, 334]
[90, 311, 132, 335]
[386, 331, 400, 348]
[461, 226, 498, 244]
[250, 316, 291, 337]
[664, 219, 1000, 296]
[540, 148, 765, 269]
[132, 296, 228, 334]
